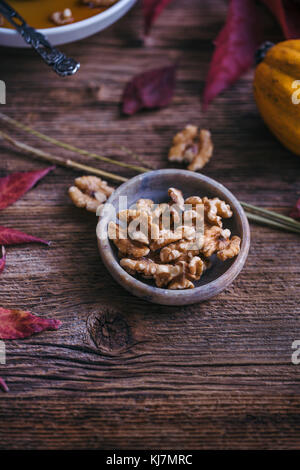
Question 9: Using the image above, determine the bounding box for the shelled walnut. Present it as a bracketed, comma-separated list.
[108, 188, 241, 290]
[68, 175, 114, 213]
[168, 125, 213, 171]
[217, 236, 241, 261]
[108, 222, 150, 258]
[203, 196, 232, 227]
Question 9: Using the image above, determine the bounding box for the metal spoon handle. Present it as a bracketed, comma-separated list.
[0, 0, 80, 77]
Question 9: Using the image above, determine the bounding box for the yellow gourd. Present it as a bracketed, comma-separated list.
[254, 40, 300, 156]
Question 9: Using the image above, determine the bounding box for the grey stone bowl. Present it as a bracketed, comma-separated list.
[97, 169, 250, 306]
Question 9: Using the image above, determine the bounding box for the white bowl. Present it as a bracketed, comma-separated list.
[0, 0, 136, 47]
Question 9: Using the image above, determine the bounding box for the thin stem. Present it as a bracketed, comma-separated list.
[117, 145, 155, 169]
[0, 130, 127, 183]
[0, 113, 149, 174]
[245, 211, 300, 235]
[241, 201, 300, 230]
[66, 160, 127, 182]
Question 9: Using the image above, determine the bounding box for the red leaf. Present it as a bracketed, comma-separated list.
[262, 0, 300, 39]
[122, 65, 176, 115]
[0, 166, 55, 210]
[0, 377, 9, 393]
[143, 0, 173, 35]
[203, 0, 262, 109]
[0, 307, 62, 340]
[0, 246, 6, 274]
[290, 198, 300, 220]
[0, 226, 49, 246]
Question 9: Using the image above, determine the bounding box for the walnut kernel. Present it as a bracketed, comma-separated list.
[168, 125, 213, 171]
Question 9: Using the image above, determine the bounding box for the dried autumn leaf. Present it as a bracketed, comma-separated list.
[0, 166, 55, 210]
[0, 377, 9, 393]
[0, 246, 6, 274]
[122, 65, 176, 115]
[0, 226, 49, 246]
[203, 0, 261, 109]
[290, 198, 300, 220]
[143, 0, 173, 35]
[262, 0, 300, 39]
[0, 307, 62, 340]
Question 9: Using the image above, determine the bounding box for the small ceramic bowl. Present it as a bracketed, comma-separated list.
[0, 0, 136, 48]
[97, 170, 250, 306]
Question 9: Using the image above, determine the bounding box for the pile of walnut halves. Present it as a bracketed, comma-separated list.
[68, 177, 241, 290]
[108, 187, 241, 290]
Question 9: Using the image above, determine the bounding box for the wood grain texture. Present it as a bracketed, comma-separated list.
[0, 0, 299, 450]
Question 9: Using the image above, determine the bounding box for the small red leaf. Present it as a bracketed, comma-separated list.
[262, 0, 300, 39]
[122, 65, 176, 115]
[0, 226, 49, 246]
[0, 377, 9, 393]
[143, 0, 173, 35]
[0, 166, 55, 210]
[0, 246, 6, 274]
[0, 307, 62, 340]
[290, 198, 300, 220]
[203, 0, 262, 109]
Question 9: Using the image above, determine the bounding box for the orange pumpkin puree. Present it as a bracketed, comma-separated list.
[2, 1, 109, 29]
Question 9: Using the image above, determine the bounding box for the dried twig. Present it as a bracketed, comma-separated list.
[0, 113, 148, 174]
[242, 201, 300, 232]
[0, 130, 127, 183]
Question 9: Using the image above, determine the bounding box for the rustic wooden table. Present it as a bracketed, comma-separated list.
[0, 0, 299, 450]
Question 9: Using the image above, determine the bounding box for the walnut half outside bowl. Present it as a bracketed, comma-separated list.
[97, 169, 250, 306]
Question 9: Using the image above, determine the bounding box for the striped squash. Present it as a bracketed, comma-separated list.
[254, 40, 300, 156]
